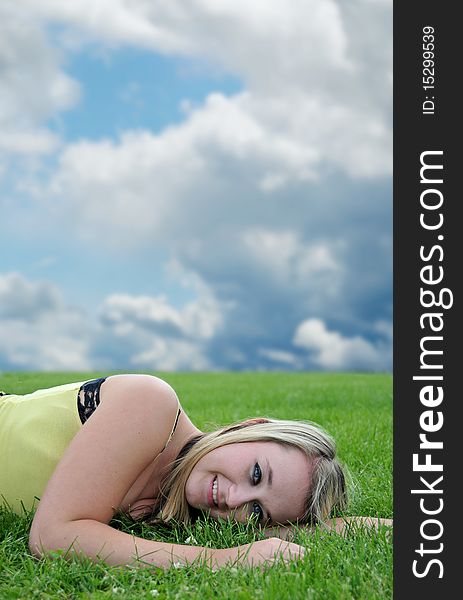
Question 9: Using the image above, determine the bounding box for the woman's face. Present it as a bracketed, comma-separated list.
[184, 441, 313, 525]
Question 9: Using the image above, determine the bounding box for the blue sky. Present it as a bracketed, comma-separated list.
[53, 47, 243, 141]
[0, 0, 392, 372]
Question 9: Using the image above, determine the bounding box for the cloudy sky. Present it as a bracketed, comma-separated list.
[0, 0, 392, 372]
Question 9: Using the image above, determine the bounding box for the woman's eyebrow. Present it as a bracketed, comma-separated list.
[266, 458, 273, 486]
[265, 458, 273, 522]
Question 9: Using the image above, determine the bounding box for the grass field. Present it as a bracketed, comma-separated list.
[0, 372, 392, 599]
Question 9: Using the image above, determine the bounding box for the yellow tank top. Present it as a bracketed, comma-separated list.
[1, 378, 182, 516]
[0, 381, 85, 515]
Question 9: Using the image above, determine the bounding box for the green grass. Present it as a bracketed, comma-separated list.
[0, 372, 392, 599]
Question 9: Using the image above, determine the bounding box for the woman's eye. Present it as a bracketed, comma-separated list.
[251, 501, 264, 522]
[253, 463, 262, 485]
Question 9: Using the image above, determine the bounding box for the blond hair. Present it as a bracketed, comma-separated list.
[154, 417, 348, 526]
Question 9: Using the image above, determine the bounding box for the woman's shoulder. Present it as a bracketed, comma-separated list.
[100, 372, 178, 399]
[98, 374, 180, 423]
[28, 376, 183, 528]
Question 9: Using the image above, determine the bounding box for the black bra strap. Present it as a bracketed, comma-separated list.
[77, 377, 107, 424]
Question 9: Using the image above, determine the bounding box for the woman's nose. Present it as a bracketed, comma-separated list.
[226, 485, 251, 510]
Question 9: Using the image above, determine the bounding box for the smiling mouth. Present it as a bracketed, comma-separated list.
[212, 476, 218, 507]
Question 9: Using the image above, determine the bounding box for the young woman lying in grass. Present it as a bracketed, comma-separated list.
[0, 374, 392, 569]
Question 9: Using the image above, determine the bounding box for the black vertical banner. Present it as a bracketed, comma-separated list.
[394, 2, 460, 598]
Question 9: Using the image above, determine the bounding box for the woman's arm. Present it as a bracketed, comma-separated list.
[31, 517, 204, 567]
[31, 519, 305, 568]
[29, 375, 189, 568]
[263, 516, 393, 541]
[325, 516, 393, 534]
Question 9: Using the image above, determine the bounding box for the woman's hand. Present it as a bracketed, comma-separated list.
[211, 537, 306, 568]
[262, 516, 394, 540]
[327, 516, 393, 534]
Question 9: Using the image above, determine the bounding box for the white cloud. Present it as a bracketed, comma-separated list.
[0, 268, 391, 372]
[1, 1, 392, 372]
[3, 0, 391, 176]
[16, 0, 352, 78]
[258, 348, 302, 368]
[242, 229, 340, 286]
[0, 319, 91, 371]
[0, 2, 80, 159]
[0, 271, 224, 371]
[3, 0, 391, 249]
[131, 339, 212, 371]
[43, 85, 390, 256]
[0, 273, 92, 370]
[0, 272, 61, 320]
[100, 284, 223, 342]
[93, 267, 225, 370]
[293, 317, 391, 370]
[0, 130, 60, 156]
